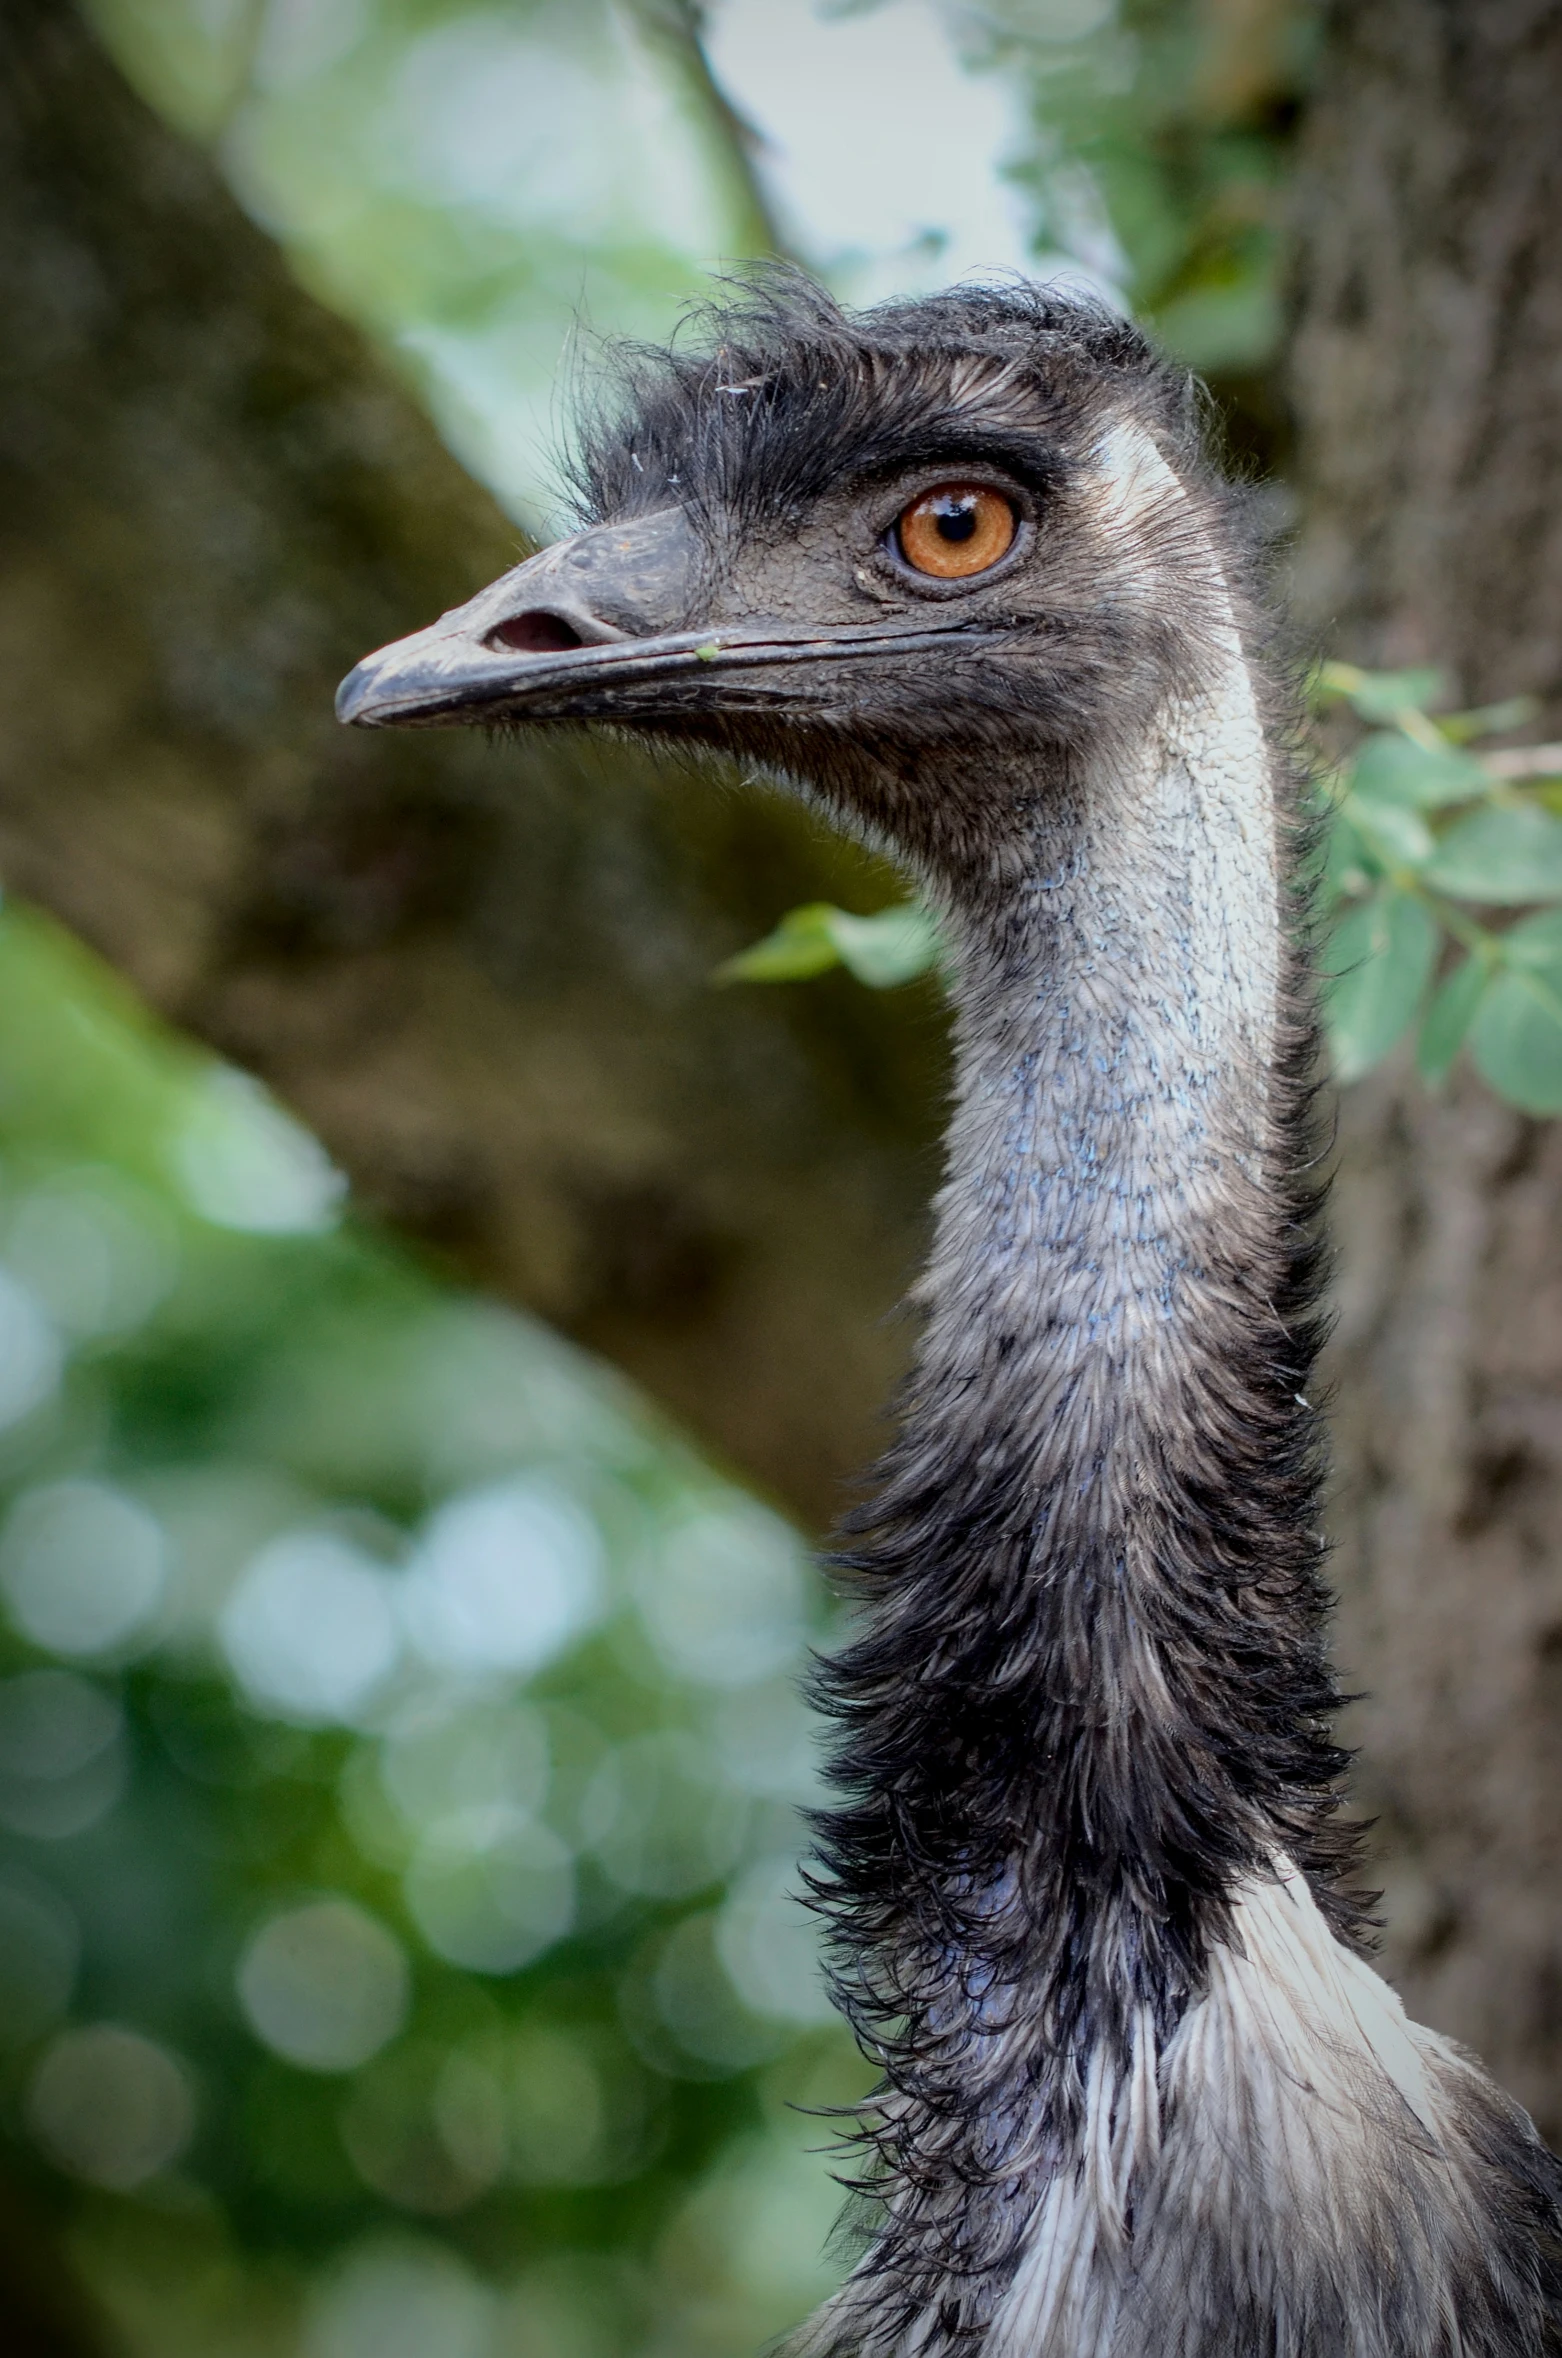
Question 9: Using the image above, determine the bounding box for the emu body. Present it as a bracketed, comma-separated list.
[339, 281, 1562, 2356]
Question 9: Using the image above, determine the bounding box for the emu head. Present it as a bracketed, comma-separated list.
[338, 279, 1227, 893]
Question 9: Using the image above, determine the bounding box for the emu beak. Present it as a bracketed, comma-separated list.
[336, 509, 981, 731]
[335, 508, 703, 729]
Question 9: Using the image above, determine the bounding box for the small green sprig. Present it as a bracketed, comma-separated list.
[714, 898, 942, 991]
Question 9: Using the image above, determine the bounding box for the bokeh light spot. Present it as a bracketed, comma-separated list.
[238, 1898, 410, 2073]
[222, 1531, 401, 1724]
[0, 1670, 126, 1840]
[392, 22, 601, 222]
[659, 2128, 846, 2321]
[507, 2024, 603, 2184]
[504, 2023, 656, 2188]
[27, 2023, 195, 2188]
[711, 1675, 825, 1803]
[341, 2041, 505, 2215]
[403, 1817, 573, 1974]
[401, 1477, 604, 1680]
[0, 1267, 62, 1432]
[253, 0, 370, 93]
[648, 1911, 786, 2075]
[0, 1479, 167, 1657]
[717, 1856, 835, 2026]
[176, 1066, 346, 1234]
[432, 2049, 508, 2189]
[379, 1700, 549, 1837]
[305, 2236, 495, 2358]
[636, 1499, 810, 1688]
[6, 1172, 178, 1338]
[582, 1731, 747, 1899]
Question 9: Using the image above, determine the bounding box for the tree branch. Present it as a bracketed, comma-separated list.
[623, 0, 795, 261]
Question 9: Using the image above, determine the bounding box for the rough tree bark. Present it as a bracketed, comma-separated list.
[0, 0, 947, 1536]
[1288, 0, 1562, 2135]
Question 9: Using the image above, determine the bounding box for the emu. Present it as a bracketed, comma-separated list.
[339, 280, 1562, 2357]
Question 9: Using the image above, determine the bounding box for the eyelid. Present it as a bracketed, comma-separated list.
[874, 465, 1031, 527]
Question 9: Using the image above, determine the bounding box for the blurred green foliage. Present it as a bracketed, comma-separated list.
[716, 901, 943, 991]
[970, 0, 1314, 385]
[87, 0, 786, 521]
[0, 900, 868, 2357]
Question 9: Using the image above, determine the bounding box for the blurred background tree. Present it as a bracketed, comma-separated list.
[1, 1, 1560, 2352]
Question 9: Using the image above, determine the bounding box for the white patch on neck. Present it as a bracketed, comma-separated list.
[1090, 417, 1189, 537]
[1089, 418, 1278, 1072]
[1152, 651, 1279, 1107]
[983, 1864, 1511, 2358]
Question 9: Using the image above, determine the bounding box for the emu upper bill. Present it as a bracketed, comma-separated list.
[340, 283, 1562, 2358]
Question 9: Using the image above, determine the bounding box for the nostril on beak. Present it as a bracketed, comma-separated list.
[484, 611, 586, 655]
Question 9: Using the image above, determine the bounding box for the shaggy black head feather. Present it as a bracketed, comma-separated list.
[569, 274, 1191, 536]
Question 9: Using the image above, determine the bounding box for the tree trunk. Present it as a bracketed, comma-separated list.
[1288, 0, 1562, 2135]
[0, 0, 945, 1536]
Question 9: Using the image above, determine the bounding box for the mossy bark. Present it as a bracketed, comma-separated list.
[1289, 0, 1562, 2134]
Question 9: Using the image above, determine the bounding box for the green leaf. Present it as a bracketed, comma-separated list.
[1339, 788, 1433, 870]
[1315, 662, 1447, 722]
[1436, 694, 1540, 744]
[714, 903, 847, 983]
[1421, 802, 1562, 903]
[1348, 730, 1486, 811]
[1324, 889, 1438, 1082]
[1499, 908, 1562, 971]
[715, 900, 941, 989]
[1316, 800, 1380, 908]
[826, 903, 942, 988]
[1416, 955, 1490, 1087]
[1470, 960, 1562, 1113]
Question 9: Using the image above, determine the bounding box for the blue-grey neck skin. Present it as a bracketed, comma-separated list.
[928, 640, 1281, 1527]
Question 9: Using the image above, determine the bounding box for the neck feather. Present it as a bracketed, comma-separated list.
[813, 622, 1357, 2294]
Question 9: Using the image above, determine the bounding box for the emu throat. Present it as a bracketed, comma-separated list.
[929, 645, 1282, 1511]
[818, 631, 1342, 2048]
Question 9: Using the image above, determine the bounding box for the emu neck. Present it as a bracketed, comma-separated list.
[823, 635, 1342, 2091]
[928, 660, 1280, 1526]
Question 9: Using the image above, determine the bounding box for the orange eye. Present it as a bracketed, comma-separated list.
[896, 484, 1017, 579]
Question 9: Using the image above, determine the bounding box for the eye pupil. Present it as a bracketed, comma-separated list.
[896, 483, 1017, 580]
